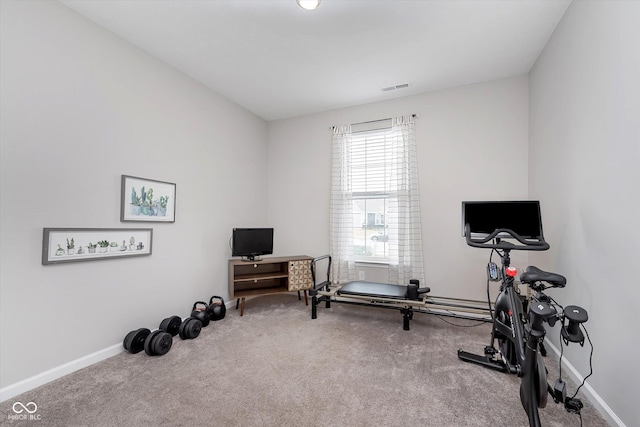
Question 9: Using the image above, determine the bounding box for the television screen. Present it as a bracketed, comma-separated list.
[232, 228, 274, 260]
[461, 201, 543, 239]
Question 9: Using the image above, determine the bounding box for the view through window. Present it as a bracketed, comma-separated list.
[350, 127, 395, 261]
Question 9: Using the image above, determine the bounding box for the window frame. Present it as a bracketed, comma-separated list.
[347, 125, 399, 263]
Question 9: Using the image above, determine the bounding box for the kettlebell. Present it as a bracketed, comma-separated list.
[191, 301, 211, 327]
[207, 296, 227, 321]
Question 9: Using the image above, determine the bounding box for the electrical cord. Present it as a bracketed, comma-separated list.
[548, 294, 593, 395]
[534, 287, 592, 425]
[569, 324, 594, 399]
[556, 306, 593, 426]
[550, 294, 595, 396]
[486, 278, 493, 320]
[434, 313, 487, 328]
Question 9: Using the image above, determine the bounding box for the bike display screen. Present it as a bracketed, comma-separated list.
[462, 201, 544, 239]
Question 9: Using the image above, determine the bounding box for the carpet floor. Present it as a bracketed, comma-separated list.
[1, 293, 610, 426]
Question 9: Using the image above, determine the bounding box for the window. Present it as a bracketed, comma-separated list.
[330, 116, 424, 285]
[350, 126, 394, 261]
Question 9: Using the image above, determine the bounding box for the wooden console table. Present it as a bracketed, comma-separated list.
[228, 255, 313, 316]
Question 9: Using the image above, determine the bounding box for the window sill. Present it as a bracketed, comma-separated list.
[354, 259, 389, 267]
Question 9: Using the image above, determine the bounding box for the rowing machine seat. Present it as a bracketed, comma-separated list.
[337, 280, 430, 301]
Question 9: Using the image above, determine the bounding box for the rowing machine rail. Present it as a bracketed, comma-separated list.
[311, 282, 493, 329]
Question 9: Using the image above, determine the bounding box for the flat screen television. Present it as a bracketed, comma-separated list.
[461, 201, 544, 239]
[232, 228, 274, 261]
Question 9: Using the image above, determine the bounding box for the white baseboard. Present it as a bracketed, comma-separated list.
[0, 303, 235, 403]
[545, 340, 625, 427]
[0, 343, 124, 403]
[0, 310, 627, 426]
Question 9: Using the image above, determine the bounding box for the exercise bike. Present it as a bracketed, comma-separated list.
[458, 224, 591, 427]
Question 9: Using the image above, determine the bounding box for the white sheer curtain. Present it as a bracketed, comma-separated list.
[330, 124, 356, 284]
[387, 116, 424, 285]
[329, 116, 424, 285]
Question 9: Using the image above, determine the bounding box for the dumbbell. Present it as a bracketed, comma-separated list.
[159, 315, 181, 337]
[179, 317, 202, 339]
[123, 328, 151, 354]
[191, 301, 211, 327]
[124, 326, 173, 356]
[207, 296, 227, 321]
[144, 330, 173, 356]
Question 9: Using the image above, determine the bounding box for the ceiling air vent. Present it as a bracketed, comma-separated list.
[381, 82, 410, 92]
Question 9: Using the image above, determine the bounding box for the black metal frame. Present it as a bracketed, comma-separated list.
[310, 255, 493, 330]
[459, 224, 589, 427]
[458, 246, 561, 426]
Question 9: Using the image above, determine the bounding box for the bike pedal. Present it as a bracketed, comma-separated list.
[484, 346, 497, 356]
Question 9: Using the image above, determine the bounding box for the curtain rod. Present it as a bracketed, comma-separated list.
[354, 114, 417, 126]
[331, 113, 418, 130]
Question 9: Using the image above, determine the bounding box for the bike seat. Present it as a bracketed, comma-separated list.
[520, 266, 567, 288]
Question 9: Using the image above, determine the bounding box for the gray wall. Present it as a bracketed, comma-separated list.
[529, 1, 640, 425]
[268, 75, 531, 300]
[0, 1, 268, 389]
[2, 0, 636, 424]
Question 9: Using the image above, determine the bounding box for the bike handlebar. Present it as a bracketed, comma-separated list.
[464, 224, 550, 251]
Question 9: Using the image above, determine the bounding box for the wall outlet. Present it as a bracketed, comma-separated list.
[358, 271, 365, 280]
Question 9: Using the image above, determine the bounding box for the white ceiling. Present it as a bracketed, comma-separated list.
[59, 0, 571, 121]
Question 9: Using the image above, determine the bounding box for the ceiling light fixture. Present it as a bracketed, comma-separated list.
[297, 0, 321, 11]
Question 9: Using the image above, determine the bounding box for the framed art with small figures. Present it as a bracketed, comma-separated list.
[42, 228, 152, 265]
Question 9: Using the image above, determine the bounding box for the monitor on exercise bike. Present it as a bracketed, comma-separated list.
[462, 200, 544, 241]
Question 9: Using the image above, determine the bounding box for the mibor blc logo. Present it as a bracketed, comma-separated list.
[8, 401, 41, 421]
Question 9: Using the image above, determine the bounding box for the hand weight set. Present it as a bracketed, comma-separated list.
[191, 301, 211, 327]
[207, 296, 226, 321]
[159, 315, 182, 336]
[124, 298, 220, 356]
[144, 330, 173, 356]
[123, 327, 172, 356]
[123, 328, 151, 354]
[179, 317, 202, 339]
[160, 314, 202, 339]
